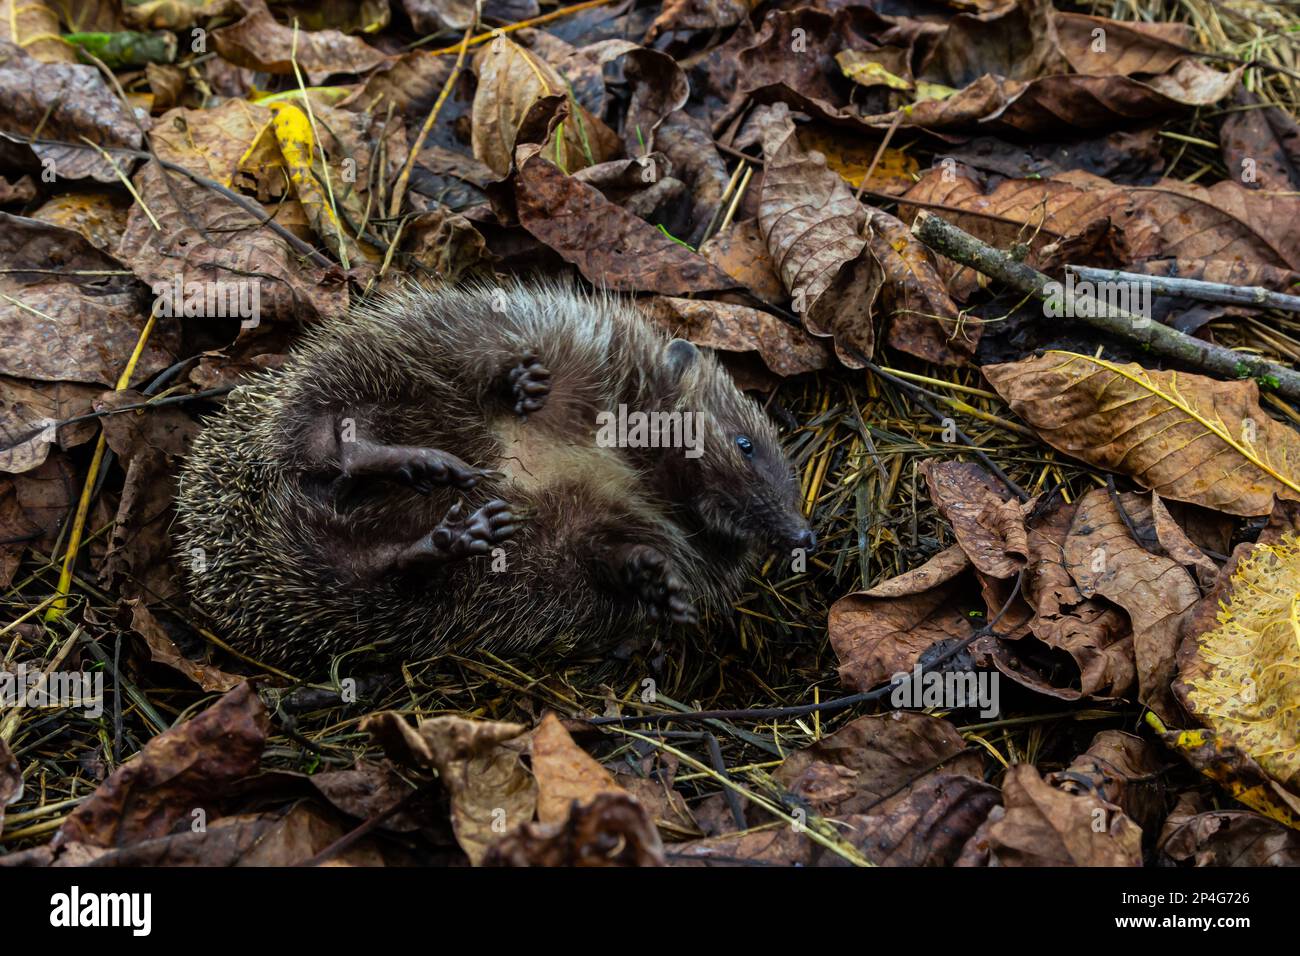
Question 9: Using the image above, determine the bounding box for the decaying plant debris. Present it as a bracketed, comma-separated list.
[0, 0, 1298, 867]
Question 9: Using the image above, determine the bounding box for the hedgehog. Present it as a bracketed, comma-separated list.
[174, 281, 815, 672]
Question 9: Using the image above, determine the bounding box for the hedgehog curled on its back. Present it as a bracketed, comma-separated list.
[175, 282, 814, 671]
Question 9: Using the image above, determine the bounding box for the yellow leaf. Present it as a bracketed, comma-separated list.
[799, 127, 919, 194]
[268, 101, 376, 267]
[835, 50, 911, 91]
[1176, 535, 1300, 827]
[914, 81, 958, 104]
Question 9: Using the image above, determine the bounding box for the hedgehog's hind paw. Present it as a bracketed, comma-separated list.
[340, 435, 487, 492]
[617, 544, 698, 627]
[502, 351, 552, 419]
[395, 499, 515, 569]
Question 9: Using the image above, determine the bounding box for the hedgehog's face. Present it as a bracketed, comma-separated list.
[664, 340, 816, 555]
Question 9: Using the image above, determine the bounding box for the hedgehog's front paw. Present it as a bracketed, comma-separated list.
[430, 499, 516, 559]
[622, 545, 698, 626]
[504, 352, 551, 419]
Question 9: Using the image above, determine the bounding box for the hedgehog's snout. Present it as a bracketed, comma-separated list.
[788, 525, 817, 553]
[771, 516, 815, 554]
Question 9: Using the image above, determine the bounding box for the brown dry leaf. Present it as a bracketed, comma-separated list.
[0, 213, 176, 385]
[636, 296, 831, 377]
[0, 455, 75, 583]
[1049, 730, 1166, 832]
[398, 207, 496, 285]
[670, 826, 814, 866]
[532, 713, 625, 826]
[556, 41, 688, 156]
[613, 772, 696, 835]
[652, 111, 731, 247]
[1062, 488, 1199, 721]
[921, 460, 1027, 578]
[342, 48, 455, 121]
[1160, 806, 1300, 866]
[895, 61, 1239, 136]
[1052, 12, 1191, 76]
[0, 737, 19, 838]
[484, 792, 663, 866]
[754, 102, 878, 364]
[829, 546, 976, 691]
[309, 760, 426, 834]
[144, 62, 186, 112]
[1221, 89, 1300, 193]
[775, 711, 982, 818]
[363, 712, 536, 865]
[52, 682, 268, 849]
[899, 167, 1131, 296]
[904, 166, 1298, 277]
[128, 600, 242, 692]
[838, 773, 1001, 866]
[115, 161, 348, 325]
[0, 41, 143, 181]
[1151, 494, 1219, 590]
[211, 0, 389, 85]
[984, 352, 1300, 517]
[699, 219, 785, 306]
[959, 764, 1142, 866]
[471, 35, 618, 178]
[0, 0, 76, 63]
[1126, 178, 1300, 272]
[646, 0, 753, 43]
[98, 388, 196, 603]
[0, 377, 98, 474]
[514, 151, 736, 295]
[735, 6, 895, 126]
[1000, 492, 1136, 700]
[40, 803, 400, 867]
[0, 172, 35, 203]
[1175, 527, 1300, 821]
[868, 208, 972, 365]
[121, 0, 236, 30]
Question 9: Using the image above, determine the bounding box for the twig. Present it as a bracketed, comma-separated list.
[1066, 265, 1300, 314]
[854, 110, 902, 203]
[911, 211, 1300, 402]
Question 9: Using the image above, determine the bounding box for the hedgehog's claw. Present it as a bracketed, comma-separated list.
[505, 352, 552, 420]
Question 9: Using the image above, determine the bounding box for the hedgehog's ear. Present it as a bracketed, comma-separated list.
[666, 339, 699, 380]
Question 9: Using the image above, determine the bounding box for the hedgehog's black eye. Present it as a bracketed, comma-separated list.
[736, 435, 754, 459]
